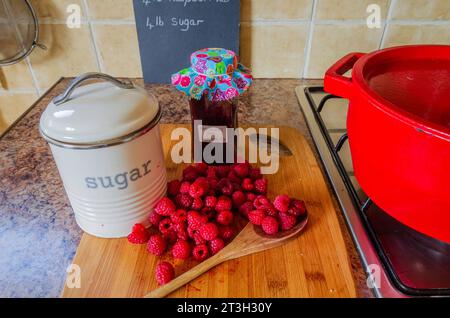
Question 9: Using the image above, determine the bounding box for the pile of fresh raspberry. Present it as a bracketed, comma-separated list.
[126, 162, 307, 285]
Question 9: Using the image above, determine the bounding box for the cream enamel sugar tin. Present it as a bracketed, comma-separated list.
[40, 73, 167, 238]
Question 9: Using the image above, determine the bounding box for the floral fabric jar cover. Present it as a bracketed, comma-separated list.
[172, 48, 253, 102]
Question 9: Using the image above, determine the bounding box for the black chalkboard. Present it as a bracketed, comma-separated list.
[133, 0, 240, 84]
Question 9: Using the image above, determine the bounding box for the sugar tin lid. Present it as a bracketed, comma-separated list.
[40, 73, 160, 148]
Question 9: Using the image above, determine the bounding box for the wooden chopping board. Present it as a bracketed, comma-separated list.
[62, 124, 356, 298]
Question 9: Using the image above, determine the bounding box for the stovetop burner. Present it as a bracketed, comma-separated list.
[296, 85, 450, 297]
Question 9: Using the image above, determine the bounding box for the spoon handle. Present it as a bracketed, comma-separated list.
[144, 249, 231, 298]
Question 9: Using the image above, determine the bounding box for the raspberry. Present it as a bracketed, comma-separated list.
[259, 203, 278, 217]
[158, 218, 173, 235]
[192, 244, 209, 261]
[147, 234, 167, 256]
[188, 183, 204, 199]
[207, 177, 219, 194]
[179, 181, 191, 194]
[198, 213, 209, 224]
[217, 178, 234, 196]
[155, 262, 174, 285]
[241, 178, 254, 191]
[194, 235, 206, 245]
[154, 197, 176, 216]
[215, 196, 232, 211]
[149, 212, 162, 226]
[174, 223, 189, 241]
[253, 195, 270, 209]
[204, 196, 217, 209]
[249, 167, 262, 180]
[194, 162, 208, 175]
[216, 165, 230, 178]
[206, 166, 217, 178]
[233, 163, 249, 178]
[273, 195, 291, 213]
[248, 209, 266, 225]
[175, 193, 193, 210]
[261, 216, 279, 235]
[188, 228, 206, 245]
[288, 199, 307, 217]
[191, 197, 203, 210]
[232, 182, 242, 192]
[219, 225, 236, 241]
[171, 209, 187, 224]
[232, 190, 246, 208]
[167, 180, 181, 197]
[189, 178, 209, 198]
[199, 222, 219, 241]
[187, 211, 207, 230]
[279, 212, 297, 230]
[172, 221, 184, 232]
[216, 210, 234, 226]
[172, 240, 192, 260]
[227, 170, 241, 184]
[162, 230, 178, 243]
[198, 176, 210, 185]
[254, 178, 268, 195]
[239, 201, 254, 217]
[209, 238, 225, 255]
[182, 165, 199, 182]
[127, 223, 149, 244]
[187, 226, 199, 238]
[245, 192, 256, 203]
[201, 207, 216, 221]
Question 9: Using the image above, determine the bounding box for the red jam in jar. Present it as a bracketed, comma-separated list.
[190, 94, 238, 164]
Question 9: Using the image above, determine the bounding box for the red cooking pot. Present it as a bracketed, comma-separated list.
[324, 45, 450, 244]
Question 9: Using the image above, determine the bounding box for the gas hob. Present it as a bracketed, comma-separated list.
[296, 85, 450, 298]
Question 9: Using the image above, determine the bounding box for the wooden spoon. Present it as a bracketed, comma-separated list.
[144, 215, 308, 298]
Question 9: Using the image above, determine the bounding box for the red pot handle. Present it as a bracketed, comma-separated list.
[324, 52, 365, 99]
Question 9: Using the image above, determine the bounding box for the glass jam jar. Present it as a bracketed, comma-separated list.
[172, 48, 253, 164]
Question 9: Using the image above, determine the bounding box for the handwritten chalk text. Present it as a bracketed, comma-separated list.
[142, 0, 230, 7]
[146, 15, 205, 31]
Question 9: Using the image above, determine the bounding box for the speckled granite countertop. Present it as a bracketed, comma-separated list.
[0, 78, 371, 298]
